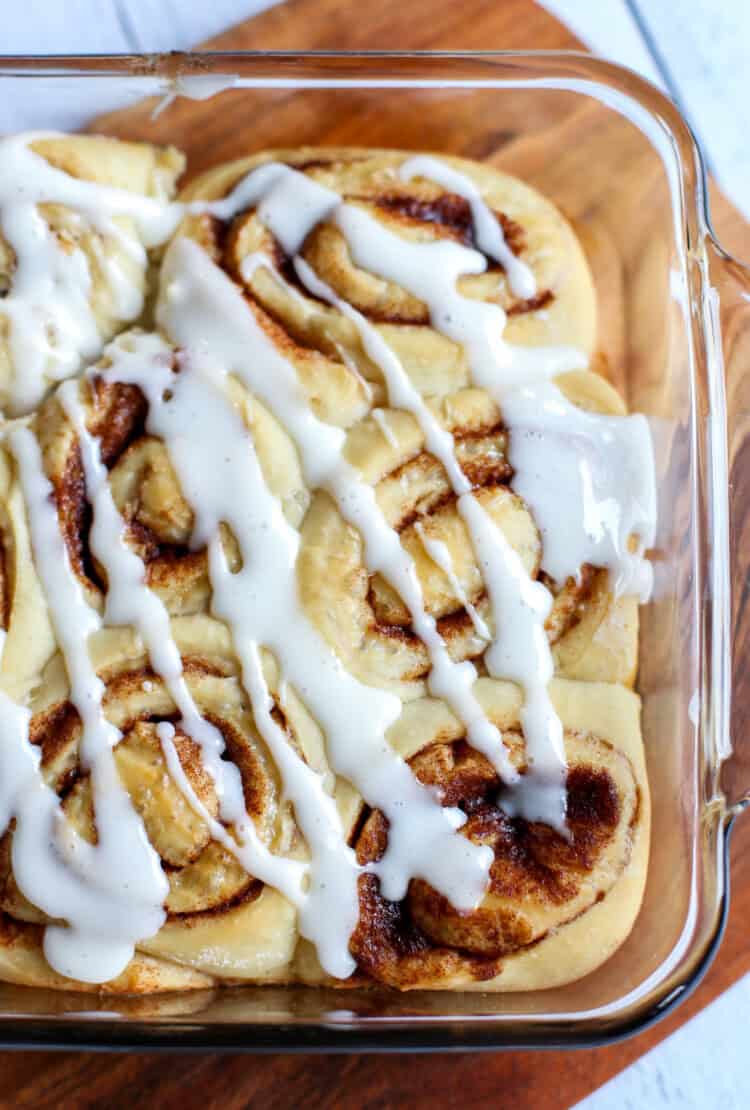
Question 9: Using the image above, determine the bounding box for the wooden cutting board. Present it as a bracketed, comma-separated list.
[3, 1, 750, 1106]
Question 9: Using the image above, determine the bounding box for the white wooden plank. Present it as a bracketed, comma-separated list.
[574, 972, 750, 1110]
[633, 0, 750, 224]
[2, 0, 275, 52]
[0, 0, 278, 131]
[537, 0, 664, 87]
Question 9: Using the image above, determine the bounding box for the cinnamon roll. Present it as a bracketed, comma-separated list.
[346, 678, 648, 991]
[298, 368, 639, 699]
[0, 619, 357, 991]
[176, 147, 596, 366]
[0, 133, 184, 415]
[0, 140, 656, 996]
[0, 330, 310, 699]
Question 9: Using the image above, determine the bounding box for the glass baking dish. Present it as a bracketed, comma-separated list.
[0, 49, 748, 1052]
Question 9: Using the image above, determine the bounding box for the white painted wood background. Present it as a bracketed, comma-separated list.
[2, 2, 749, 1105]
[2, 0, 749, 232]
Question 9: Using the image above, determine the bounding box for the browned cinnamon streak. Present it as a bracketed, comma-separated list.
[374, 193, 527, 256]
[507, 289, 554, 316]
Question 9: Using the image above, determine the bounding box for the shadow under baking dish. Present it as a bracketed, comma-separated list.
[0, 49, 747, 1051]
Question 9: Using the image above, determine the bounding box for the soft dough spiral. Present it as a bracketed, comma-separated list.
[295, 679, 649, 991]
[299, 370, 638, 698]
[177, 147, 596, 375]
[0, 331, 310, 700]
[0, 619, 357, 991]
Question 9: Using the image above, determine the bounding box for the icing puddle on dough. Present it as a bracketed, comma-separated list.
[0, 139, 657, 982]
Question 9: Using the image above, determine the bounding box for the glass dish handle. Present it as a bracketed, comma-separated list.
[708, 234, 750, 816]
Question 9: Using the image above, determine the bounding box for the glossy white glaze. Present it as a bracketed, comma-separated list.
[295, 254, 519, 785]
[502, 380, 656, 600]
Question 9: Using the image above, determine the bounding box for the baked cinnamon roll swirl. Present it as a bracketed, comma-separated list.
[0, 330, 310, 699]
[172, 147, 595, 427]
[177, 147, 596, 374]
[0, 619, 356, 991]
[308, 679, 646, 991]
[0, 134, 185, 415]
[298, 368, 639, 698]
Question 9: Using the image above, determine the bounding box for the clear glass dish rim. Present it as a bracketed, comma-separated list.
[0, 47, 740, 1052]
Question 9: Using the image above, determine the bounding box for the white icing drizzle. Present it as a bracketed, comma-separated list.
[334, 339, 374, 402]
[290, 189, 579, 823]
[4, 427, 168, 983]
[106, 326, 491, 974]
[324, 175, 654, 603]
[240, 250, 305, 310]
[501, 381, 657, 601]
[56, 369, 316, 925]
[59, 372, 312, 919]
[207, 162, 338, 254]
[56, 368, 245, 824]
[371, 407, 400, 448]
[104, 347, 361, 976]
[62, 343, 367, 975]
[241, 250, 375, 405]
[0, 133, 184, 413]
[244, 163, 649, 824]
[414, 523, 491, 642]
[458, 492, 565, 823]
[88, 234, 144, 321]
[398, 155, 537, 300]
[154, 719, 302, 905]
[293, 255, 519, 785]
[157, 240, 492, 905]
[334, 202, 585, 390]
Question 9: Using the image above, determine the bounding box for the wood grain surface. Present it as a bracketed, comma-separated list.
[2, 0, 750, 1105]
